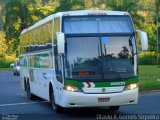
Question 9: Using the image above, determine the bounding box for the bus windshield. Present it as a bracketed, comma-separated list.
[65, 36, 135, 81]
[63, 16, 134, 34]
[63, 15, 135, 81]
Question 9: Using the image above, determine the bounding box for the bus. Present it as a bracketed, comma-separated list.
[19, 10, 148, 112]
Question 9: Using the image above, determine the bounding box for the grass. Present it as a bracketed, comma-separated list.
[0, 68, 12, 71]
[139, 65, 160, 91]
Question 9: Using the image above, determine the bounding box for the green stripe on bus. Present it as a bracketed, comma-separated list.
[94, 76, 138, 87]
[64, 79, 84, 87]
[125, 76, 139, 85]
[95, 82, 113, 87]
[64, 77, 138, 88]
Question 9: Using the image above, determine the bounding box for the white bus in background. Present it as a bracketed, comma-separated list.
[19, 10, 148, 113]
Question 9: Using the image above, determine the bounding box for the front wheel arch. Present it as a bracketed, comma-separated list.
[49, 82, 63, 113]
[49, 82, 53, 103]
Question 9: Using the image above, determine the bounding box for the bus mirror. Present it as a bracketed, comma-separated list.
[136, 30, 148, 51]
[57, 32, 65, 54]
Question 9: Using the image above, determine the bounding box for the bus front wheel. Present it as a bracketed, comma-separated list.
[50, 90, 63, 113]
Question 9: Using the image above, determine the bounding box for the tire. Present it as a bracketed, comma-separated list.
[14, 72, 16, 76]
[17, 72, 20, 76]
[50, 89, 63, 113]
[16, 72, 18, 76]
[26, 81, 34, 100]
[109, 106, 120, 111]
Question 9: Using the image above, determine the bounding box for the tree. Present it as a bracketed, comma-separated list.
[32, 4, 54, 21]
[55, 0, 84, 12]
[0, 31, 8, 56]
[5, 0, 35, 41]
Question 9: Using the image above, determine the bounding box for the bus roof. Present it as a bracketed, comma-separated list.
[21, 10, 130, 34]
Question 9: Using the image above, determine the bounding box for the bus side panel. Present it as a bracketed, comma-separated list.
[26, 51, 54, 101]
[30, 69, 55, 101]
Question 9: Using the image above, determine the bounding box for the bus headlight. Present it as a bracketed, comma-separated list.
[64, 85, 81, 92]
[124, 83, 138, 90]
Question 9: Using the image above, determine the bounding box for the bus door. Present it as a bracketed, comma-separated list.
[55, 54, 64, 104]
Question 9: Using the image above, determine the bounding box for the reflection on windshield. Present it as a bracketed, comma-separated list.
[65, 37, 102, 79]
[102, 37, 134, 79]
[65, 36, 135, 81]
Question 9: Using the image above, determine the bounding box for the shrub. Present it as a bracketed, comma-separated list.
[138, 52, 160, 65]
[0, 55, 17, 68]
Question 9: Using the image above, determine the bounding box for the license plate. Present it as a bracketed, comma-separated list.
[98, 98, 110, 102]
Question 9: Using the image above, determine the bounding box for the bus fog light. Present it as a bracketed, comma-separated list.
[64, 85, 81, 92]
[125, 83, 138, 90]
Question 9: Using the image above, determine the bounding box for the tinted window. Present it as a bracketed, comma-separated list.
[63, 16, 133, 34]
[65, 36, 135, 81]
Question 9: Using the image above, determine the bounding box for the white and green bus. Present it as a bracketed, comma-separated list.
[19, 10, 148, 112]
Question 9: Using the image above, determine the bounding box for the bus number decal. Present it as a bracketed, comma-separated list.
[110, 82, 125, 86]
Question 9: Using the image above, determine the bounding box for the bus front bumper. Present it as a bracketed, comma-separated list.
[61, 88, 138, 108]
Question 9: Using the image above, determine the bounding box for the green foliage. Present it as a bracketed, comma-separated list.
[0, 31, 8, 57]
[139, 65, 160, 91]
[32, 5, 54, 21]
[7, 39, 19, 55]
[0, 55, 17, 68]
[4, 0, 35, 41]
[137, 0, 159, 51]
[55, 0, 84, 11]
[138, 52, 160, 65]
